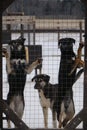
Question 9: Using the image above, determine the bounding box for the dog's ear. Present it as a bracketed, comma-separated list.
[18, 36, 26, 41]
[58, 38, 64, 47]
[8, 36, 26, 45]
[32, 75, 41, 82]
[17, 36, 26, 44]
[43, 74, 50, 83]
[58, 38, 67, 48]
[69, 38, 75, 44]
[32, 75, 37, 82]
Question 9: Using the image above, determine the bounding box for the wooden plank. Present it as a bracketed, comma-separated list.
[2, 29, 85, 35]
[36, 19, 85, 30]
[64, 109, 87, 130]
[0, 99, 30, 130]
[2, 16, 35, 24]
[2, 16, 85, 30]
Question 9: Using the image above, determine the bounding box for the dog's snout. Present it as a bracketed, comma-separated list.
[34, 83, 41, 89]
[34, 84, 38, 89]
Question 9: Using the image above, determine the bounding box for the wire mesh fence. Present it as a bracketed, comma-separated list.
[1, 0, 86, 129]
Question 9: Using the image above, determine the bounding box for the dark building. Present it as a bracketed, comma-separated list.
[3, 0, 85, 18]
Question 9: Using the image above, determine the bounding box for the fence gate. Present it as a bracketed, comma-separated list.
[0, 0, 87, 130]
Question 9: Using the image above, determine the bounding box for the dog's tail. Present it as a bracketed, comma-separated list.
[73, 68, 84, 84]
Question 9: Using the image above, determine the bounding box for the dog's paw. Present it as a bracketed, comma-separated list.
[79, 42, 84, 48]
[37, 58, 43, 64]
[2, 48, 8, 58]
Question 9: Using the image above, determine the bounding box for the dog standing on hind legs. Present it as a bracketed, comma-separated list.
[3, 36, 42, 128]
[56, 38, 76, 128]
[57, 39, 84, 128]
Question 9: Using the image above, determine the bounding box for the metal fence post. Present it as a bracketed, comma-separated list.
[0, 8, 2, 129]
[83, 1, 87, 129]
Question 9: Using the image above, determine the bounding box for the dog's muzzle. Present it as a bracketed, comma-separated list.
[34, 83, 42, 89]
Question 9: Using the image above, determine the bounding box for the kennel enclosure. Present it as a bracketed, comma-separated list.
[0, 0, 87, 130]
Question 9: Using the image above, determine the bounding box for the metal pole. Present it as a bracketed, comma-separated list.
[33, 22, 35, 45]
[0, 7, 2, 129]
[21, 24, 24, 37]
[58, 27, 60, 47]
[33, 22, 37, 75]
[28, 25, 30, 45]
[79, 22, 82, 42]
[83, 1, 87, 129]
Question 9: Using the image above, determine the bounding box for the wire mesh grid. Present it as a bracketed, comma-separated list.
[2, 1, 85, 129]
[2, 32, 84, 128]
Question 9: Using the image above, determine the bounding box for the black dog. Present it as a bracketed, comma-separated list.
[3, 36, 42, 128]
[55, 38, 76, 128]
[32, 74, 58, 128]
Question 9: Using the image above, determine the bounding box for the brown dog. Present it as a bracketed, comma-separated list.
[32, 74, 58, 128]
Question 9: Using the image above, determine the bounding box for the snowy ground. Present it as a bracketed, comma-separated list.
[2, 33, 84, 128]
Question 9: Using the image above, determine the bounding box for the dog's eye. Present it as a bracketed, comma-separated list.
[34, 78, 43, 82]
[35, 79, 37, 82]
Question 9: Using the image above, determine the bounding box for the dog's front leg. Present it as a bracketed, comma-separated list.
[3, 47, 12, 74]
[52, 110, 57, 128]
[58, 102, 66, 128]
[42, 107, 48, 128]
[25, 58, 42, 74]
[5, 52, 13, 74]
[59, 112, 63, 128]
[6, 58, 12, 74]
[7, 120, 11, 128]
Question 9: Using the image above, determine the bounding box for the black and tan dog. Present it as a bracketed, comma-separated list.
[3, 36, 42, 128]
[55, 38, 77, 128]
[32, 74, 58, 128]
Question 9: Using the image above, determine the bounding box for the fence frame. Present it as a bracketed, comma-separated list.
[0, 0, 87, 130]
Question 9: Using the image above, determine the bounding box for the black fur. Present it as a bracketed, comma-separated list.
[5, 36, 42, 128]
[7, 37, 26, 104]
[55, 38, 76, 127]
